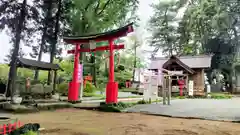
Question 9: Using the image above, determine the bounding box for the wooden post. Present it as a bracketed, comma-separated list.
[186, 74, 189, 95]
[162, 76, 166, 105]
[53, 70, 57, 94]
[168, 76, 171, 105]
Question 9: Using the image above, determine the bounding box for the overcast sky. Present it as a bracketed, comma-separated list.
[0, 0, 156, 63]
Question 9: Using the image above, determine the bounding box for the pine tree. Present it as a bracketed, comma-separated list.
[0, 0, 40, 98]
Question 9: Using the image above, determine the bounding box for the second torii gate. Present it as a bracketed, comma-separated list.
[63, 23, 134, 104]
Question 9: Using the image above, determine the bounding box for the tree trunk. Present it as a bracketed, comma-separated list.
[6, 0, 27, 101]
[34, 0, 53, 80]
[90, 53, 97, 87]
[48, 0, 61, 84]
[132, 44, 137, 82]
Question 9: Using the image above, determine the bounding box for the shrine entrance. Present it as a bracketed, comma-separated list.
[63, 23, 134, 104]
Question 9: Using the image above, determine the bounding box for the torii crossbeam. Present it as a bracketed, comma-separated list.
[63, 23, 134, 104]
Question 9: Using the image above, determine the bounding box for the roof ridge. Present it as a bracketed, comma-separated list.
[153, 55, 211, 59]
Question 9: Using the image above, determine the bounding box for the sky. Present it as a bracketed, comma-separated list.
[0, 0, 157, 63]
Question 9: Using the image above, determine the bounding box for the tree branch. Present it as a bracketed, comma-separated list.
[0, 0, 15, 13]
[84, 0, 95, 11]
[95, 0, 101, 13]
[97, 0, 112, 16]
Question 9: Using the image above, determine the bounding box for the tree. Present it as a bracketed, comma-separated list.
[66, 0, 139, 86]
[31, 0, 72, 82]
[149, 0, 240, 87]
[149, 0, 180, 57]
[33, 0, 54, 80]
[0, 0, 35, 99]
[125, 33, 142, 81]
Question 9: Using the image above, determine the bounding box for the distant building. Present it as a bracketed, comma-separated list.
[149, 55, 212, 96]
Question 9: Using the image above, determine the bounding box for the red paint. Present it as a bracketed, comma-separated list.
[0, 120, 22, 134]
[63, 24, 133, 44]
[109, 39, 114, 82]
[68, 44, 80, 101]
[125, 81, 131, 88]
[178, 79, 185, 96]
[105, 39, 118, 103]
[64, 24, 134, 104]
[67, 44, 124, 54]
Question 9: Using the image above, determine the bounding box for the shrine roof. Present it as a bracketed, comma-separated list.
[162, 56, 195, 74]
[63, 23, 134, 44]
[15, 58, 63, 71]
[149, 55, 212, 70]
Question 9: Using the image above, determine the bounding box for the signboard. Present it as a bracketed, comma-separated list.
[89, 40, 96, 49]
[169, 71, 183, 75]
[188, 80, 194, 96]
[158, 69, 163, 86]
[143, 72, 159, 101]
[78, 64, 83, 81]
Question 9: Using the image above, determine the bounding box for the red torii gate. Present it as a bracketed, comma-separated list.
[63, 23, 134, 104]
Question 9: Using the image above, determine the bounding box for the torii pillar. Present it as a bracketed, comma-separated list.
[63, 23, 134, 104]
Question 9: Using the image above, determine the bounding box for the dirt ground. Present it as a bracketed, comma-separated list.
[12, 109, 240, 135]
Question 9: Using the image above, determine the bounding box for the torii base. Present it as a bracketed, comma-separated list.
[106, 82, 118, 104]
[68, 81, 80, 101]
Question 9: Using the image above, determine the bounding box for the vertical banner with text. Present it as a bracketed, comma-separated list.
[78, 64, 83, 82]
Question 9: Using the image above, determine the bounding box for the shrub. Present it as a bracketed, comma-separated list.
[176, 96, 186, 99]
[210, 93, 232, 99]
[99, 102, 136, 112]
[57, 83, 68, 96]
[21, 131, 38, 135]
[84, 81, 95, 93]
[137, 100, 149, 104]
[83, 92, 96, 97]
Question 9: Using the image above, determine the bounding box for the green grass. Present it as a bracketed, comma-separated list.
[210, 93, 232, 99]
[83, 92, 104, 98]
[118, 88, 138, 92]
[174, 93, 233, 99]
[21, 131, 38, 135]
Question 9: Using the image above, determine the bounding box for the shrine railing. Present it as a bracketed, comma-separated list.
[0, 120, 22, 135]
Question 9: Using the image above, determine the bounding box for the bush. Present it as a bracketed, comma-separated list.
[210, 93, 232, 99]
[21, 131, 38, 135]
[83, 92, 96, 97]
[99, 102, 136, 112]
[137, 100, 149, 104]
[57, 83, 68, 96]
[186, 93, 232, 99]
[176, 96, 186, 99]
[84, 81, 95, 93]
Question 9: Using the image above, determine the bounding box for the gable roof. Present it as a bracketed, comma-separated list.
[162, 56, 195, 74]
[16, 58, 63, 71]
[149, 55, 212, 69]
[63, 23, 133, 44]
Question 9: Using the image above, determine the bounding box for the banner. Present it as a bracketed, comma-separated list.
[78, 64, 83, 81]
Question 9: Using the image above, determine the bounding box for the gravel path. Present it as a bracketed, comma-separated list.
[126, 98, 240, 122]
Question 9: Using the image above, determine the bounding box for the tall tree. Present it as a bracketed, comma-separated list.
[149, 1, 180, 57]
[67, 0, 139, 86]
[33, 0, 54, 80]
[0, 0, 39, 99]
[127, 34, 142, 81]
